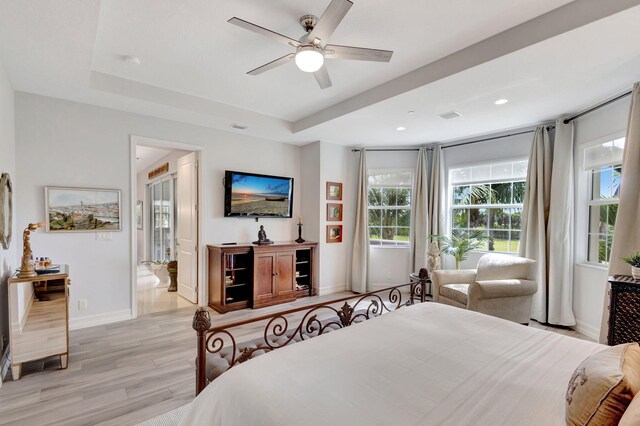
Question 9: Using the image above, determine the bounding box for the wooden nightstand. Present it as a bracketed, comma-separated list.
[607, 275, 640, 346]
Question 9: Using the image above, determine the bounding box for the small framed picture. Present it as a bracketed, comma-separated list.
[326, 203, 342, 222]
[136, 200, 143, 230]
[326, 224, 343, 243]
[326, 182, 342, 200]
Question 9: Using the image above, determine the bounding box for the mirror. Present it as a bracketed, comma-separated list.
[0, 172, 12, 249]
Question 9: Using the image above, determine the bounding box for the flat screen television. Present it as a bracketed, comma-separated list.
[224, 170, 294, 218]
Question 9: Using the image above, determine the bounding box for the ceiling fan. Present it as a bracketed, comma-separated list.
[228, 0, 393, 89]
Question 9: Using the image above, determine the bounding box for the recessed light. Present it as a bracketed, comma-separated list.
[396, 126, 406, 131]
[494, 98, 509, 105]
[123, 55, 141, 65]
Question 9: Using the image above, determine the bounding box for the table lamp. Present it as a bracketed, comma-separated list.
[18, 222, 45, 278]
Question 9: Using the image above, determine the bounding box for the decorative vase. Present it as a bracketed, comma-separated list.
[152, 264, 170, 288]
[167, 261, 178, 292]
[632, 266, 640, 280]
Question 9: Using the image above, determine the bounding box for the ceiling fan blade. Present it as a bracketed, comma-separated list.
[307, 0, 353, 46]
[324, 44, 393, 62]
[228, 17, 301, 48]
[247, 53, 295, 75]
[313, 65, 332, 89]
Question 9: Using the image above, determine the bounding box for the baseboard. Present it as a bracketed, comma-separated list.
[0, 347, 10, 387]
[319, 283, 347, 295]
[573, 320, 600, 341]
[69, 309, 134, 331]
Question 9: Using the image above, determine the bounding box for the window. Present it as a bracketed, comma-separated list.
[585, 138, 625, 264]
[368, 169, 412, 246]
[449, 159, 527, 253]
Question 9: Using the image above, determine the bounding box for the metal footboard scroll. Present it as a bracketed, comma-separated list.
[193, 272, 430, 395]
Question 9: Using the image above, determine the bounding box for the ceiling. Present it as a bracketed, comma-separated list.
[0, 0, 639, 146]
[135, 145, 172, 172]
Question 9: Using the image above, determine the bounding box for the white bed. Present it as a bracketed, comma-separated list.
[181, 302, 603, 425]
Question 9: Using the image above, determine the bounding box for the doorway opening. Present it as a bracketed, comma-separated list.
[133, 140, 200, 315]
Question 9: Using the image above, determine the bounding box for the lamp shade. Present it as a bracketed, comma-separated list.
[295, 46, 324, 73]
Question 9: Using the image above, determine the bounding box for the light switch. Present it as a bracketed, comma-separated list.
[96, 232, 113, 241]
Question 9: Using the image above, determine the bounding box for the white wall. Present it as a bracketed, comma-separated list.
[318, 142, 353, 294]
[442, 132, 533, 269]
[572, 96, 631, 340]
[0, 59, 15, 370]
[135, 148, 191, 263]
[15, 92, 302, 328]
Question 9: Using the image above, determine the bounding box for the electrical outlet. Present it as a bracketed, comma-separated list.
[78, 299, 88, 310]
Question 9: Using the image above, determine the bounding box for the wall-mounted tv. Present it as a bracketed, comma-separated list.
[224, 170, 294, 218]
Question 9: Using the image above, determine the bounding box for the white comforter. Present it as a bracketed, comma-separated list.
[181, 303, 603, 426]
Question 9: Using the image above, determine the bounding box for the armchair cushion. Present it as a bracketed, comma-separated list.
[469, 279, 538, 299]
[476, 253, 535, 281]
[439, 284, 470, 305]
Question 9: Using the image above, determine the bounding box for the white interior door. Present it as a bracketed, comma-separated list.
[176, 152, 198, 303]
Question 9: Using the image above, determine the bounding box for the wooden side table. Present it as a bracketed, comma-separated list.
[8, 265, 70, 379]
[409, 270, 432, 303]
[607, 275, 640, 346]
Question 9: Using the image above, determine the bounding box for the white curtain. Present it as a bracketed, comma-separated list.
[428, 146, 442, 238]
[547, 119, 576, 326]
[599, 82, 640, 343]
[411, 147, 429, 272]
[519, 127, 552, 323]
[351, 149, 369, 293]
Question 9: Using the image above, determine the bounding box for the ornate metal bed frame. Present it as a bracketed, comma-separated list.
[192, 271, 430, 395]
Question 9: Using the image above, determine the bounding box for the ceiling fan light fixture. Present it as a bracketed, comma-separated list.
[295, 45, 324, 73]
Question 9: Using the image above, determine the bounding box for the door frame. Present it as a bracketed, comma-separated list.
[129, 135, 205, 319]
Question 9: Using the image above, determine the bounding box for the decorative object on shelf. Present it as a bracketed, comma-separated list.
[326, 181, 342, 201]
[45, 187, 121, 233]
[253, 225, 274, 245]
[326, 224, 343, 243]
[623, 251, 640, 280]
[0, 172, 12, 249]
[431, 230, 489, 269]
[295, 217, 305, 243]
[18, 222, 45, 278]
[427, 241, 441, 273]
[148, 162, 169, 180]
[136, 200, 143, 230]
[326, 203, 342, 221]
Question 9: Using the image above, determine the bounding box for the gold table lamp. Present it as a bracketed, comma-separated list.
[18, 222, 46, 278]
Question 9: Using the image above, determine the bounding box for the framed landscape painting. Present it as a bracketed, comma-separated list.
[326, 224, 343, 243]
[326, 182, 342, 201]
[45, 187, 122, 232]
[326, 203, 342, 222]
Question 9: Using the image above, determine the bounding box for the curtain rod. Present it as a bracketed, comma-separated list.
[351, 125, 555, 153]
[441, 125, 554, 150]
[563, 90, 632, 124]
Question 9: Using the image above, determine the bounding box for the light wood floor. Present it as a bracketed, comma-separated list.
[0, 295, 593, 425]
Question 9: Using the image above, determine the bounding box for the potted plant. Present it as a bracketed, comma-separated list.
[623, 251, 640, 280]
[143, 247, 172, 287]
[431, 230, 489, 269]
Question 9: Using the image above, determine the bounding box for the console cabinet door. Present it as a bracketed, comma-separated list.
[275, 251, 295, 297]
[254, 253, 275, 304]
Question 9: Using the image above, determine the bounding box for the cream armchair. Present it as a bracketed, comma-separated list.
[432, 253, 537, 324]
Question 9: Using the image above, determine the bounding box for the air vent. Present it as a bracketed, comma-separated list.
[439, 111, 463, 120]
[231, 123, 248, 130]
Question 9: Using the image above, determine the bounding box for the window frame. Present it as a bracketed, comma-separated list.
[447, 157, 528, 255]
[577, 131, 626, 268]
[367, 168, 413, 248]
